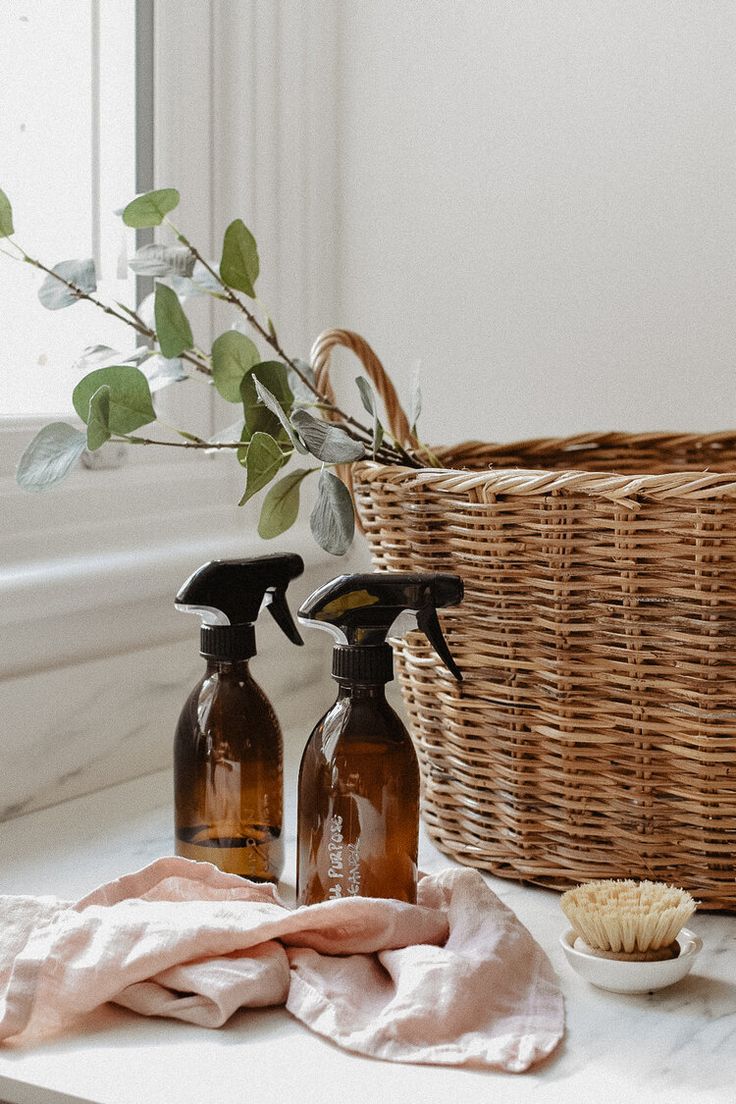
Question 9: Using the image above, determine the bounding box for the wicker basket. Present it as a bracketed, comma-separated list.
[311, 329, 736, 910]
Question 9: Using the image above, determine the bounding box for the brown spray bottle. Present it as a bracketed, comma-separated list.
[296, 571, 463, 905]
[174, 555, 304, 883]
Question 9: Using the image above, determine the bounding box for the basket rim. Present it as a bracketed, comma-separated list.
[353, 430, 736, 505]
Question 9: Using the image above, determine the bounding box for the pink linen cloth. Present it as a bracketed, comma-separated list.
[0, 857, 563, 1072]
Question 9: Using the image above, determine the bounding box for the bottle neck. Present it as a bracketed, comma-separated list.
[335, 680, 388, 701]
[205, 658, 252, 677]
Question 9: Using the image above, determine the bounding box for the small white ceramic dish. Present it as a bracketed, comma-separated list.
[559, 928, 702, 994]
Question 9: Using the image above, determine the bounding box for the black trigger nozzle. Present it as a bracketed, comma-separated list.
[267, 588, 304, 646]
[416, 603, 463, 681]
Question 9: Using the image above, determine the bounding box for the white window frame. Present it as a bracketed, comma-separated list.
[0, 1, 252, 658]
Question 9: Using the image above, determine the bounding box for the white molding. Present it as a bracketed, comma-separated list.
[209, 1, 341, 358]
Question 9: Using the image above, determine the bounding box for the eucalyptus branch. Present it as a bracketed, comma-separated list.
[118, 434, 251, 450]
[22, 252, 150, 335]
[8, 181, 428, 551]
[169, 223, 412, 465]
[172, 226, 305, 374]
[15, 247, 212, 377]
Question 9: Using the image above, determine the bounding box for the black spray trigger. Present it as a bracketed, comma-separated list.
[416, 604, 462, 681]
[267, 588, 304, 645]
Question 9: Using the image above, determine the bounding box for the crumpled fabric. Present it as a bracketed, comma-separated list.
[0, 857, 564, 1072]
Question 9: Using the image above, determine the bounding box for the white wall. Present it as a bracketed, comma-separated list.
[336, 1, 736, 447]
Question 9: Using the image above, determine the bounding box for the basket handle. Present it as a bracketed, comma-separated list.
[309, 328, 418, 448]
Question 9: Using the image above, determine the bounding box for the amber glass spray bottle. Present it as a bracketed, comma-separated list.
[296, 572, 463, 905]
[174, 555, 304, 883]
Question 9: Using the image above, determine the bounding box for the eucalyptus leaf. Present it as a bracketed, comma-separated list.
[310, 470, 355, 556]
[254, 377, 306, 454]
[219, 218, 259, 297]
[211, 330, 260, 402]
[209, 417, 245, 447]
[240, 431, 288, 505]
[137, 291, 155, 329]
[122, 188, 180, 228]
[140, 354, 187, 393]
[129, 243, 195, 277]
[154, 281, 193, 358]
[241, 362, 294, 442]
[355, 375, 385, 459]
[289, 358, 318, 404]
[291, 409, 365, 463]
[38, 258, 96, 310]
[72, 365, 156, 433]
[410, 364, 423, 433]
[72, 344, 151, 374]
[72, 344, 118, 373]
[169, 260, 222, 298]
[258, 468, 313, 539]
[16, 422, 87, 492]
[86, 385, 112, 451]
[0, 188, 14, 237]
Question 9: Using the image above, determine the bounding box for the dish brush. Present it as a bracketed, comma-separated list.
[561, 879, 697, 962]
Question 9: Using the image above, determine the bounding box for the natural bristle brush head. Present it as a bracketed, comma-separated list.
[560, 879, 697, 962]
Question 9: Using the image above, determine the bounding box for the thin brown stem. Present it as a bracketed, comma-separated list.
[117, 435, 248, 450]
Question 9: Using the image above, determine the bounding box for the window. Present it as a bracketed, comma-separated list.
[0, 1, 249, 652]
[0, 2, 331, 651]
[0, 0, 138, 416]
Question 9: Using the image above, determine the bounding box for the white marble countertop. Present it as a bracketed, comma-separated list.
[0, 744, 734, 1104]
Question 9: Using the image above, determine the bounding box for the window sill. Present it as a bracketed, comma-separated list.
[1, 419, 333, 675]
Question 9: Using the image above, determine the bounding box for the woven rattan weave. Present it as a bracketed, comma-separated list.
[311, 329, 736, 910]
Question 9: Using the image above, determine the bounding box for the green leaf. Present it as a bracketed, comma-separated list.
[258, 468, 313, 539]
[38, 258, 96, 310]
[239, 432, 288, 505]
[310, 470, 355, 555]
[154, 282, 193, 358]
[241, 361, 293, 441]
[72, 365, 156, 434]
[122, 188, 180, 228]
[291, 409, 364, 463]
[219, 218, 259, 297]
[253, 377, 307, 454]
[354, 375, 385, 458]
[16, 422, 87, 492]
[211, 330, 260, 402]
[86, 385, 112, 451]
[0, 188, 14, 237]
[357, 373, 386, 454]
[129, 243, 194, 277]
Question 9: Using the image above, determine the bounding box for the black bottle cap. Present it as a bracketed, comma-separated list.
[200, 624, 256, 661]
[332, 644, 393, 685]
[175, 555, 305, 660]
[299, 571, 464, 681]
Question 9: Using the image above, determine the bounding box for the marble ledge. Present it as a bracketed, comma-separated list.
[0, 747, 734, 1104]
